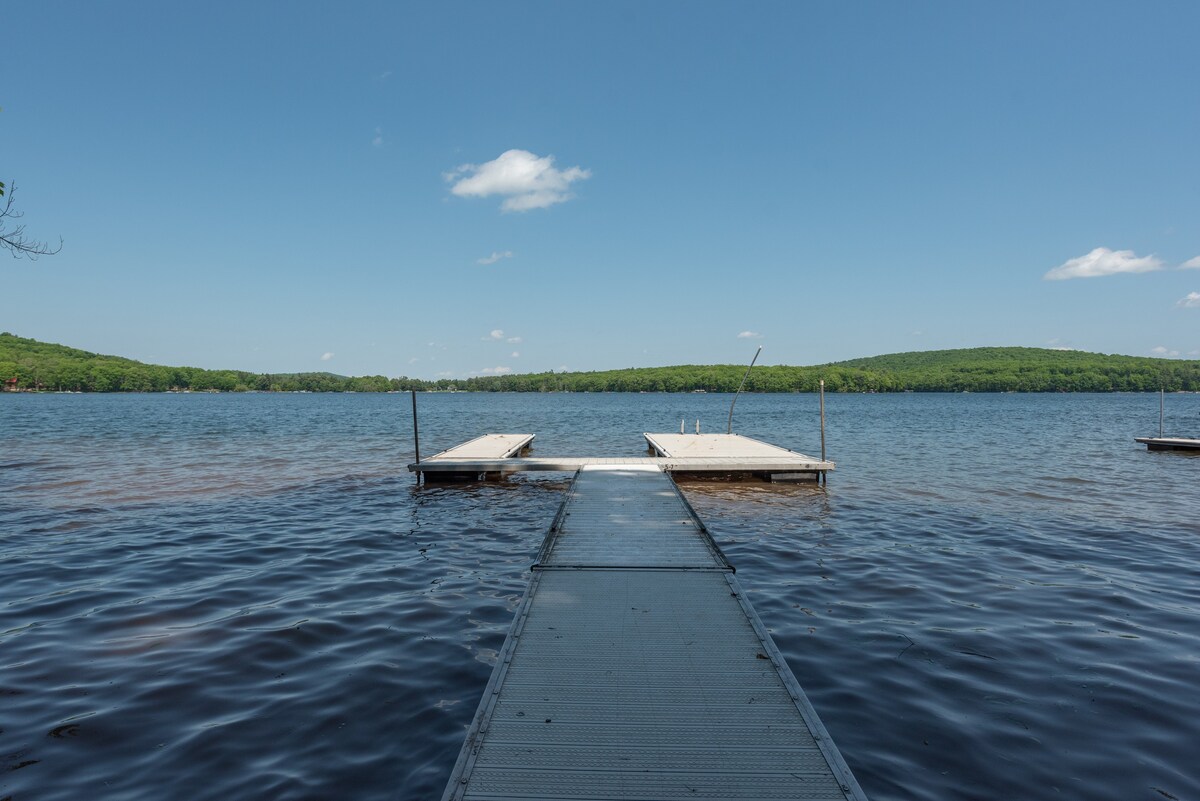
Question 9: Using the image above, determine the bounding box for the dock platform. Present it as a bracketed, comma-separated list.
[1136, 436, 1200, 452]
[441, 465, 866, 801]
[412, 433, 832, 483]
[420, 434, 536, 482]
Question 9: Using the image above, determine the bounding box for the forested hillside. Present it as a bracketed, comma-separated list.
[0, 333, 409, 392]
[3, 334, 1197, 393]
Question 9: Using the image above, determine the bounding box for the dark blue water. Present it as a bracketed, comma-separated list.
[2, 392, 1198, 800]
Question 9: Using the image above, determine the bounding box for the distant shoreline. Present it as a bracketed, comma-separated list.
[4, 333, 1199, 394]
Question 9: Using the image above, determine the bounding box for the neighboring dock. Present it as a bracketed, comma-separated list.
[412, 432, 832, 483]
[442, 465, 866, 801]
[1136, 436, 1200, 452]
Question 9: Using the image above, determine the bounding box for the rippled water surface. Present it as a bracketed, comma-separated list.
[2, 392, 1198, 800]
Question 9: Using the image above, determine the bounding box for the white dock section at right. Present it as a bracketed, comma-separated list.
[441, 465, 867, 801]
[646, 432, 815, 459]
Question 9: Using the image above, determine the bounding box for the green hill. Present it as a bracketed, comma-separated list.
[455, 347, 1200, 393]
[829, 346, 1200, 392]
[0, 333, 404, 392]
[2, 333, 1197, 393]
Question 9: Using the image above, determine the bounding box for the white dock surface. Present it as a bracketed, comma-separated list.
[411, 433, 833, 477]
[426, 433, 535, 460]
[442, 465, 866, 801]
[645, 432, 808, 459]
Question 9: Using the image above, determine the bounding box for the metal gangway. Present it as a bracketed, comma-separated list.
[441, 465, 866, 801]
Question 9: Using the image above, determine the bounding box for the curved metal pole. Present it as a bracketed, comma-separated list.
[727, 345, 762, 434]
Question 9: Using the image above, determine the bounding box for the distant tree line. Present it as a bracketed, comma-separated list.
[3, 335, 1198, 394]
[0, 333, 422, 393]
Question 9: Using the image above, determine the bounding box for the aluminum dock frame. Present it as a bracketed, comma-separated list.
[441, 464, 867, 801]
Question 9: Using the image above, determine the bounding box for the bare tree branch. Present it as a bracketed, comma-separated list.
[1, 182, 63, 259]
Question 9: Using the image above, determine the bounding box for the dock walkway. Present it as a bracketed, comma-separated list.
[442, 465, 866, 801]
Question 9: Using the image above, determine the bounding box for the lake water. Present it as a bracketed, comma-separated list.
[2, 392, 1198, 800]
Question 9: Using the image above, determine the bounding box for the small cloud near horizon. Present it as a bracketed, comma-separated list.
[1044, 247, 1163, 280]
[507, 336, 522, 344]
[482, 329, 505, 341]
[1151, 346, 1181, 357]
[736, 331, 762, 339]
[445, 149, 591, 212]
[482, 366, 512, 375]
[477, 250, 514, 265]
[320, 352, 334, 361]
[1177, 292, 1200, 308]
[1182, 256, 1200, 270]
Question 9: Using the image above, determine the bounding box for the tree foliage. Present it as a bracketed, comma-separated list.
[0, 333, 421, 393]
[2, 334, 1197, 393]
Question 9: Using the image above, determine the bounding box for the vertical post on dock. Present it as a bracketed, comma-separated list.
[819, 379, 827, 485]
[1160, 386, 1164, 437]
[411, 389, 421, 482]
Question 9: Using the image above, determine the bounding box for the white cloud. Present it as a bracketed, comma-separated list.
[446, 149, 591, 212]
[482, 366, 512, 375]
[477, 250, 514, 265]
[1177, 292, 1200, 308]
[736, 331, 762, 339]
[372, 127, 383, 148]
[507, 336, 522, 344]
[1044, 247, 1163, 280]
[511, 351, 520, 358]
[481, 329, 505, 341]
[1151, 346, 1181, 357]
[1182, 256, 1200, 270]
[408, 357, 420, 364]
[320, 352, 334, 361]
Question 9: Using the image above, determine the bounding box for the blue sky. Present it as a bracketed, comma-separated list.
[3, 2, 1198, 378]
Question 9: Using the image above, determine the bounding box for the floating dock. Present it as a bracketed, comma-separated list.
[441, 464, 866, 801]
[412, 433, 832, 483]
[1135, 436, 1200, 452]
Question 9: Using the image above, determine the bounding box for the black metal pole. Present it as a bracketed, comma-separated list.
[819, 379, 827, 486]
[411, 389, 421, 482]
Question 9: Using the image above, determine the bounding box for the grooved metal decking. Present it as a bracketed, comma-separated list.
[442, 465, 867, 801]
